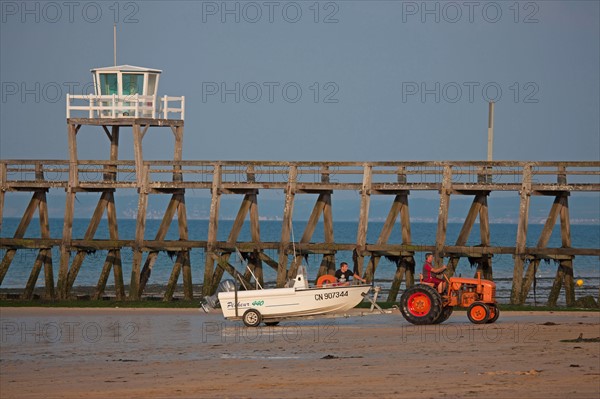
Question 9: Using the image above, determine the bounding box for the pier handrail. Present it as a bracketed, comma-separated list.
[1, 160, 599, 191]
[66, 94, 185, 120]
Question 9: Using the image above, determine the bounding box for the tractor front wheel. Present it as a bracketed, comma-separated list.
[400, 285, 443, 325]
[467, 302, 490, 324]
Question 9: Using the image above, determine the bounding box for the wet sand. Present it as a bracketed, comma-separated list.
[1, 307, 599, 398]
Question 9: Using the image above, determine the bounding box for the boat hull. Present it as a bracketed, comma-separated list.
[218, 285, 371, 321]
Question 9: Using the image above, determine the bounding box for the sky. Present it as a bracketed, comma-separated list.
[1, 0, 599, 163]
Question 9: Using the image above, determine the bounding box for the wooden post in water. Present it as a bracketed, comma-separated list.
[354, 164, 372, 276]
[277, 166, 297, 287]
[130, 163, 148, 300]
[11, 186, 55, 300]
[511, 164, 532, 304]
[0, 193, 40, 285]
[520, 194, 563, 303]
[138, 193, 180, 294]
[162, 192, 192, 300]
[202, 164, 222, 297]
[548, 189, 575, 306]
[476, 194, 492, 279]
[320, 166, 336, 278]
[434, 165, 452, 268]
[94, 191, 125, 300]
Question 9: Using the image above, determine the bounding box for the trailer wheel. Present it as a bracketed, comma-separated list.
[242, 309, 262, 327]
[467, 302, 490, 324]
[400, 285, 443, 325]
[487, 305, 500, 323]
[434, 306, 454, 324]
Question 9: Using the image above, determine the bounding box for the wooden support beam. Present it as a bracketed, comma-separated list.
[38, 191, 54, 299]
[203, 164, 222, 296]
[316, 192, 336, 280]
[290, 193, 326, 278]
[172, 125, 184, 182]
[560, 195, 575, 306]
[94, 250, 118, 300]
[386, 167, 413, 300]
[387, 256, 416, 302]
[476, 195, 492, 279]
[107, 192, 124, 300]
[139, 193, 180, 295]
[157, 192, 192, 300]
[547, 194, 575, 306]
[23, 190, 52, 299]
[103, 126, 119, 181]
[520, 194, 563, 303]
[208, 190, 251, 293]
[66, 192, 110, 292]
[130, 172, 148, 300]
[178, 194, 193, 300]
[92, 190, 125, 300]
[248, 192, 264, 287]
[511, 164, 532, 304]
[434, 165, 452, 267]
[354, 164, 372, 276]
[446, 194, 484, 276]
[258, 252, 280, 271]
[0, 192, 41, 284]
[57, 190, 75, 299]
[277, 166, 297, 287]
[132, 123, 144, 187]
[365, 194, 403, 282]
[164, 252, 184, 301]
[212, 254, 253, 289]
[67, 124, 80, 188]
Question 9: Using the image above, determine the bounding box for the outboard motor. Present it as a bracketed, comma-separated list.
[200, 279, 236, 312]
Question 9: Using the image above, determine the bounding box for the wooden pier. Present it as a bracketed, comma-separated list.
[1, 66, 598, 306]
[1, 154, 599, 305]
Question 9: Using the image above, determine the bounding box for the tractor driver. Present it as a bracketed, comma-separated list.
[422, 253, 447, 293]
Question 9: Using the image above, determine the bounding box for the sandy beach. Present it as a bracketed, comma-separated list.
[1, 307, 598, 398]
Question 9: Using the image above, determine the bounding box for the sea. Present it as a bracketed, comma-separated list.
[1, 218, 599, 305]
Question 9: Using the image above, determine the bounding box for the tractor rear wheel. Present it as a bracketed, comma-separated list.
[433, 306, 454, 324]
[467, 302, 490, 324]
[400, 285, 443, 325]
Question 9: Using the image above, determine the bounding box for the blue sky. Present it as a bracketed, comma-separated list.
[1, 0, 599, 162]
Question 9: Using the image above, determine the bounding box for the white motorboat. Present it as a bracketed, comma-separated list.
[210, 266, 372, 327]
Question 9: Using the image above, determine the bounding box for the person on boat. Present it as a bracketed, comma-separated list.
[335, 262, 367, 285]
[422, 253, 447, 293]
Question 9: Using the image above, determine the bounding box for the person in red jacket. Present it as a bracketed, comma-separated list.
[422, 253, 447, 293]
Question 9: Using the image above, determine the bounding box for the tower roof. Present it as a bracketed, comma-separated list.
[90, 64, 162, 74]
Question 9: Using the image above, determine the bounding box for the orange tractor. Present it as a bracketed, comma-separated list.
[400, 272, 499, 325]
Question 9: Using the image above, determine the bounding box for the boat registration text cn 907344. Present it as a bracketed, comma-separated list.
[315, 291, 349, 301]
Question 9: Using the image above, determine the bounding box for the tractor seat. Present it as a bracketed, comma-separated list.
[419, 273, 435, 287]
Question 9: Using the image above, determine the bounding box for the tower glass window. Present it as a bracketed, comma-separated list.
[122, 74, 144, 95]
[99, 73, 118, 95]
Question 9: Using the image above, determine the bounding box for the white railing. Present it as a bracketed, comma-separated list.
[66, 94, 185, 120]
[161, 95, 185, 120]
